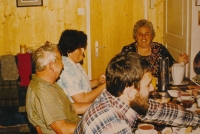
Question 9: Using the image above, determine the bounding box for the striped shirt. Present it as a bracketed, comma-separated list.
[26, 74, 80, 134]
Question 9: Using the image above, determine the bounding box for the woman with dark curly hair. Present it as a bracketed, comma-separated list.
[57, 29, 106, 103]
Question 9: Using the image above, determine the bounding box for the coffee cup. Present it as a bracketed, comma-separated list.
[180, 93, 194, 108]
[172, 63, 185, 84]
[138, 123, 154, 134]
[196, 95, 200, 107]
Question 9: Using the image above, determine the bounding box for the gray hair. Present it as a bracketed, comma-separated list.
[133, 19, 155, 40]
[32, 41, 58, 72]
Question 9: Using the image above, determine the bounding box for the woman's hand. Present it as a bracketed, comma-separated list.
[90, 73, 106, 89]
[177, 53, 189, 64]
[97, 74, 106, 85]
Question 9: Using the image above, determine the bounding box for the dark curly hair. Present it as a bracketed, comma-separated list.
[58, 29, 87, 56]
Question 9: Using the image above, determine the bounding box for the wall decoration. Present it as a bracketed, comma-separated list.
[196, 0, 200, 6]
[199, 11, 200, 25]
[16, 0, 43, 7]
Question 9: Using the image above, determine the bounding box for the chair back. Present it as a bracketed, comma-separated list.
[36, 126, 43, 134]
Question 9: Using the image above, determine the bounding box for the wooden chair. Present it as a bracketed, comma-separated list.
[36, 126, 43, 134]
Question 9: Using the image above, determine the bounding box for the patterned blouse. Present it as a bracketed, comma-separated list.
[122, 42, 176, 77]
[57, 56, 91, 103]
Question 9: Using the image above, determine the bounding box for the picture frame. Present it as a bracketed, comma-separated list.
[16, 0, 43, 7]
[199, 11, 200, 25]
[196, 0, 200, 6]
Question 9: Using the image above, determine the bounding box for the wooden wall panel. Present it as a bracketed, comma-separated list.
[0, 0, 86, 55]
[0, 0, 163, 78]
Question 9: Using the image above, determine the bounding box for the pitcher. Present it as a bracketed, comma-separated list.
[158, 57, 169, 92]
[172, 63, 185, 84]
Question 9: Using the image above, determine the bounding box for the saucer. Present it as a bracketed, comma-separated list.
[170, 81, 188, 86]
[191, 77, 200, 86]
[176, 97, 195, 102]
[167, 90, 179, 97]
[135, 129, 158, 134]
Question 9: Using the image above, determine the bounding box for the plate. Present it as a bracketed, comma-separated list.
[176, 97, 195, 102]
[176, 97, 181, 102]
[191, 77, 200, 86]
[170, 81, 188, 86]
[154, 98, 170, 103]
[167, 90, 180, 97]
[135, 129, 158, 134]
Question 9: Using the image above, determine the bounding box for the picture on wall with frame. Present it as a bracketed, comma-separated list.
[16, 0, 43, 7]
[196, 0, 200, 6]
[199, 11, 200, 25]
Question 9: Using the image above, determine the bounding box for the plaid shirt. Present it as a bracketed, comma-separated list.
[141, 99, 200, 127]
[74, 90, 200, 134]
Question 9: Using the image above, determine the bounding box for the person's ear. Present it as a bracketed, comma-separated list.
[48, 62, 54, 72]
[126, 87, 138, 99]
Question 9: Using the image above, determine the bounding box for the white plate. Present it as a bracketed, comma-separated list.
[167, 90, 180, 97]
[154, 98, 170, 103]
[191, 77, 200, 86]
[177, 96, 195, 102]
[170, 81, 188, 86]
[135, 129, 158, 134]
[176, 97, 181, 102]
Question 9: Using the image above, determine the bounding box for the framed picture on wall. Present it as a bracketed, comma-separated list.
[196, 0, 200, 6]
[199, 11, 200, 25]
[16, 0, 43, 7]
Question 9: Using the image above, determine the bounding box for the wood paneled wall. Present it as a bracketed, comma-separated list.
[0, 0, 86, 55]
[0, 0, 163, 77]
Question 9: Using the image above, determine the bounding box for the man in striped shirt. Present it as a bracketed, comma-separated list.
[26, 42, 90, 134]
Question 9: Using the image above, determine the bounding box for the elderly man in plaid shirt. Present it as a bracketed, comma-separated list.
[75, 52, 200, 134]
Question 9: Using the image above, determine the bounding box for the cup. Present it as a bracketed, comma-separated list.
[138, 124, 154, 134]
[172, 63, 185, 84]
[180, 93, 194, 108]
[197, 95, 200, 107]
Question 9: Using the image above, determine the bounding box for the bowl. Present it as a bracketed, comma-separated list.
[167, 90, 179, 97]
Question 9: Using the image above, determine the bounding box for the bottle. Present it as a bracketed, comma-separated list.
[158, 57, 170, 93]
[20, 44, 27, 54]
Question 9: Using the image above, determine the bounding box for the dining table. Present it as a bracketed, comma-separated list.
[134, 77, 200, 134]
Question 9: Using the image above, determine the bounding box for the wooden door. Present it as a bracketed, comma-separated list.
[163, 0, 191, 76]
[90, 0, 144, 79]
